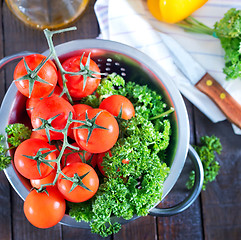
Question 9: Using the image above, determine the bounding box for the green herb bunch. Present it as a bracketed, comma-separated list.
[187, 135, 222, 191]
[0, 123, 31, 171]
[69, 74, 172, 237]
[177, 8, 241, 80]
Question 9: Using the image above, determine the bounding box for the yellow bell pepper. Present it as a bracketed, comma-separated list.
[147, 0, 208, 24]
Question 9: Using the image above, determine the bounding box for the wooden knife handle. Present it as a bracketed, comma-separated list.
[195, 73, 241, 129]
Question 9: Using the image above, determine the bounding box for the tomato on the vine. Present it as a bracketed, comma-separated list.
[26, 86, 67, 118]
[61, 142, 95, 168]
[31, 96, 75, 140]
[99, 95, 135, 120]
[14, 54, 58, 98]
[24, 187, 66, 228]
[73, 108, 119, 153]
[14, 138, 57, 179]
[30, 170, 57, 189]
[58, 55, 101, 99]
[57, 162, 99, 203]
[69, 104, 93, 139]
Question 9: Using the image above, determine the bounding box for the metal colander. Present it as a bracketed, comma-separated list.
[0, 39, 203, 228]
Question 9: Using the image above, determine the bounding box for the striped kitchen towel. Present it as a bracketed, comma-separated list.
[94, 0, 241, 134]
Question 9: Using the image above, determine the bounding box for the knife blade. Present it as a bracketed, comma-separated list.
[161, 33, 241, 129]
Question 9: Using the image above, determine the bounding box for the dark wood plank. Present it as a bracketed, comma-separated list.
[0, 172, 12, 240]
[156, 98, 203, 240]
[194, 109, 241, 240]
[0, 2, 12, 239]
[114, 215, 157, 240]
[62, 226, 111, 240]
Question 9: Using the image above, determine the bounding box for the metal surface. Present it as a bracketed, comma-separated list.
[160, 33, 206, 85]
[149, 145, 204, 217]
[0, 39, 201, 228]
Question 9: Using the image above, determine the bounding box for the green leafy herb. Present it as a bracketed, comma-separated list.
[69, 74, 173, 237]
[0, 123, 31, 171]
[177, 8, 241, 80]
[186, 135, 222, 191]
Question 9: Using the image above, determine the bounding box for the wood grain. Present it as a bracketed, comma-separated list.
[194, 109, 241, 240]
[195, 73, 241, 129]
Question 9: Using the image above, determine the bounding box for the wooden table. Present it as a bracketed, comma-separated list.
[0, 0, 240, 239]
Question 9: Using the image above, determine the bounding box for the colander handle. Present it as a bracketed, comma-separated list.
[0, 51, 37, 70]
[148, 145, 204, 217]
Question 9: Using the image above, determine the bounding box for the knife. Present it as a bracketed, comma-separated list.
[161, 33, 241, 129]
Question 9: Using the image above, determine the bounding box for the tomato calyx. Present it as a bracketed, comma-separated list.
[14, 56, 53, 98]
[23, 148, 56, 176]
[78, 53, 104, 91]
[33, 114, 61, 142]
[62, 171, 93, 192]
[73, 111, 108, 144]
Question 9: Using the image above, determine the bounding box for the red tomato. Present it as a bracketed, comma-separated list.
[69, 104, 93, 139]
[26, 86, 67, 118]
[97, 151, 112, 176]
[14, 54, 58, 98]
[14, 138, 56, 179]
[30, 170, 57, 189]
[57, 162, 99, 203]
[99, 95, 135, 120]
[61, 142, 94, 168]
[73, 108, 119, 153]
[24, 187, 66, 228]
[58, 55, 101, 99]
[31, 96, 75, 140]
[30, 130, 48, 141]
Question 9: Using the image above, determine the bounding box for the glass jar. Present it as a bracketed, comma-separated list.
[5, 0, 90, 30]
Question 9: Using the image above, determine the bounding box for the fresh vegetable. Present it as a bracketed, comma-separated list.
[61, 142, 94, 168]
[177, 8, 241, 80]
[68, 75, 172, 237]
[26, 85, 67, 118]
[0, 123, 31, 171]
[57, 162, 99, 203]
[58, 54, 101, 99]
[31, 95, 75, 141]
[187, 135, 222, 190]
[73, 108, 119, 153]
[14, 54, 58, 98]
[147, 0, 208, 24]
[14, 138, 57, 179]
[30, 170, 57, 189]
[99, 95, 135, 120]
[24, 187, 66, 228]
[1, 28, 174, 237]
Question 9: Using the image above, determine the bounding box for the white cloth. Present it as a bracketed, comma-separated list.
[94, 0, 241, 134]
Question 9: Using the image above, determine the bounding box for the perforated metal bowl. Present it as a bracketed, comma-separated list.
[0, 39, 203, 228]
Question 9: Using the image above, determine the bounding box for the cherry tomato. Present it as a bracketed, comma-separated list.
[31, 96, 75, 140]
[97, 151, 111, 176]
[14, 138, 56, 179]
[57, 162, 99, 203]
[99, 95, 135, 120]
[69, 104, 93, 139]
[58, 55, 101, 99]
[61, 142, 94, 168]
[14, 54, 58, 98]
[24, 187, 66, 228]
[26, 86, 67, 118]
[30, 170, 57, 189]
[30, 130, 48, 141]
[73, 108, 119, 153]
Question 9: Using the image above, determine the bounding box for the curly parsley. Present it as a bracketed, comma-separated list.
[0, 123, 31, 171]
[69, 74, 173, 237]
[186, 135, 222, 191]
[178, 8, 241, 80]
